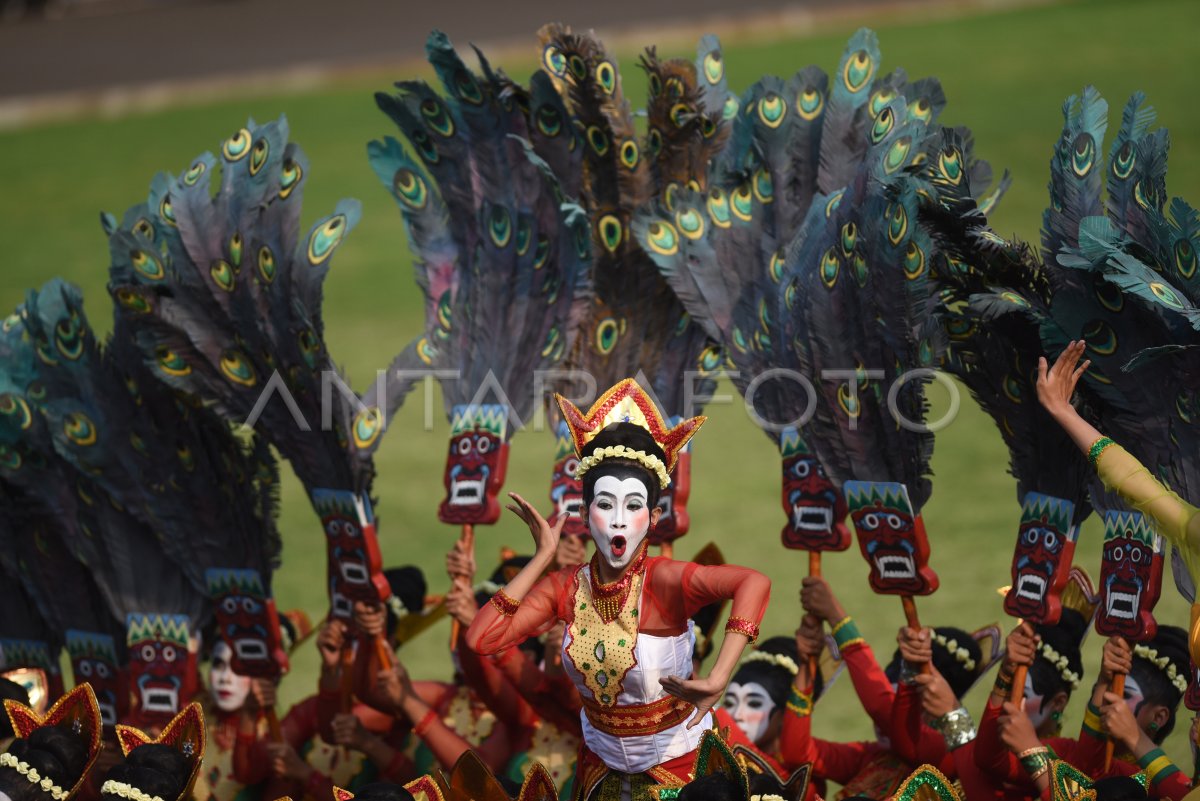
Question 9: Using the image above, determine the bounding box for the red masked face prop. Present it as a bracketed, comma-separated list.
[438, 404, 509, 525]
[845, 481, 938, 596]
[206, 568, 288, 678]
[0, 639, 62, 714]
[779, 427, 849, 552]
[549, 420, 587, 538]
[314, 489, 390, 620]
[65, 630, 126, 727]
[1004, 493, 1080, 625]
[650, 429, 691, 546]
[125, 614, 194, 727]
[1096, 511, 1163, 640]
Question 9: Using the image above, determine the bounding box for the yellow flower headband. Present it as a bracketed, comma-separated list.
[741, 650, 800, 676]
[0, 752, 68, 800]
[1133, 644, 1188, 694]
[1037, 642, 1080, 691]
[934, 633, 977, 672]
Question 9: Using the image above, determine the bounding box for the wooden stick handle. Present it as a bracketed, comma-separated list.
[339, 647, 355, 713]
[901, 596, 932, 675]
[808, 552, 822, 677]
[449, 524, 475, 647]
[1104, 673, 1126, 771]
[265, 708, 282, 743]
[374, 633, 394, 671]
[1009, 664, 1028, 706]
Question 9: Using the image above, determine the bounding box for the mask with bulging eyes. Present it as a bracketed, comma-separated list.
[548, 421, 588, 538]
[439, 404, 509, 525]
[1096, 511, 1163, 640]
[846, 481, 938, 597]
[315, 489, 390, 620]
[723, 681, 777, 745]
[779, 427, 849, 553]
[126, 613, 193, 726]
[589, 475, 653, 571]
[206, 567, 288, 678]
[66, 630, 126, 727]
[1004, 493, 1079, 624]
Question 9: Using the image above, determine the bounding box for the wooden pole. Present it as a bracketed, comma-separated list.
[901, 596, 931, 675]
[1104, 673, 1126, 771]
[1009, 665, 1028, 705]
[808, 552, 822, 678]
[265, 708, 282, 742]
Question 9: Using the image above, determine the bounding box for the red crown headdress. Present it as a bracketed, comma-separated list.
[2, 684, 104, 801]
[555, 379, 705, 490]
[112, 703, 205, 801]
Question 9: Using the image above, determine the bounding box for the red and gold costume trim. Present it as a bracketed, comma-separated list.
[581, 694, 693, 738]
[589, 545, 648, 623]
[4, 684, 104, 801]
[491, 589, 521, 617]
[725, 616, 760, 643]
[114, 703, 206, 801]
[566, 561, 645, 708]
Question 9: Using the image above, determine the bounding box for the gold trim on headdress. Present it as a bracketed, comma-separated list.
[555, 379, 705, 489]
[4, 683, 103, 801]
[114, 703, 205, 801]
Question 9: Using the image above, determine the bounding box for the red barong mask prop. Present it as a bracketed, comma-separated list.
[206, 568, 288, 678]
[1004, 493, 1080, 624]
[548, 420, 587, 539]
[438, 404, 509, 526]
[649, 416, 693, 546]
[1096, 511, 1163, 641]
[314, 489, 390, 620]
[780, 426, 849, 553]
[125, 614, 194, 727]
[64, 630, 126, 728]
[845, 480, 938, 597]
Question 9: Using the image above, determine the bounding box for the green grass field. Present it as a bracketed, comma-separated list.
[4, 0, 1200, 771]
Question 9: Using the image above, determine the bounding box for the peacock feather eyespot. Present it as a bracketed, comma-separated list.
[253, 246, 276, 285]
[1094, 281, 1123, 312]
[133, 218, 155, 242]
[769, 249, 785, 283]
[63, 412, 98, 447]
[840, 222, 857, 257]
[837, 383, 860, 418]
[753, 168, 774, 203]
[541, 326, 563, 360]
[870, 106, 894, 145]
[707, 189, 731, 228]
[675, 208, 705, 240]
[1083, 320, 1117, 356]
[543, 45, 567, 77]
[852, 251, 868, 286]
[597, 214, 623, 253]
[115, 288, 151, 314]
[884, 136, 912, 174]
[155, 346, 191, 377]
[722, 95, 739, 121]
[647, 71, 663, 97]
[27, 381, 45, 402]
[568, 53, 586, 81]
[700, 116, 717, 139]
[420, 98, 455, 138]
[131, 249, 165, 281]
[595, 61, 616, 95]
[183, 160, 207, 186]
[393, 168, 428, 210]
[409, 129, 439, 164]
[619, 140, 639, 170]
[670, 102, 690, 129]
[0, 394, 32, 431]
[1134, 180, 1151, 210]
[869, 88, 895, 117]
[907, 98, 932, 123]
[757, 93, 786, 129]
[936, 148, 963, 185]
[488, 205, 513, 249]
[648, 128, 663, 157]
[435, 290, 453, 332]
[220, 349, 257, 387]
[308, 215, 347, 265]
[417, 336, 436, 366]
[703, 51, 723, 84]
[54, 318, 84, 361]
[887, 203, 908, 245]
[542, 269, 562, 302]
[663, 182, 680, 213]
[645, 221, 679, 256]
[353, 407, 384, 449]
[0, 445, 20, 471]
[903, 242, 926, 279]
[575, 223, 590, 261]
[515, 218, 532, 256]
[1149, 281, 1185, 308]
[697, 345, 723, 375]
[797, 87, 824, 121]
[1176, 238, 1197, 279]
[226, 232, 245, 269]
[537, 105, 562, 137]
[223, 127, 252, 161]
[1071, 133, 1095, 178]
[842, 49, 875, 93]
[210, 259, 236, 292]
[1113, 141, 1135, 179]
[820, 247, 840, 288]
[825, 191, 844, 218]
[249, 138, 269, 176]
[532, 234, 551, 270]
[594, 317, 620, 355]
[159, 194, 177, 227]
[732, 184, 754, 221]
[998, 291, 1030, 309]
[454, 69, 484, 105]
[784, 283, 798, 311]
[1, 312, 18, 333]
[586, 125, 610, 157]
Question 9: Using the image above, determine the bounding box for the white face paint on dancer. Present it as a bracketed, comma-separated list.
[723, 681, 777, 745]
[589, 475, 653, 571]
[1023, 672, 1053, 729]
[1124, 674, 1146, 714]
[209, 641, 252, 713]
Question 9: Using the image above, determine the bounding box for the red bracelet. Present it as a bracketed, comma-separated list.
[725, 616, 760, 643]
[413, 707, 439, 737]
[490, 589, 520, 616]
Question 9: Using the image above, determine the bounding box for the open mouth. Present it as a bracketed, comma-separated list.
[449, 479, 483, 505]
[340, 560, 368, 584]
[234, 639, 268, 661]
[1016, 573, 1047, 601]
[1106, 587, 1141, 620]
[875, 554, 915, 579]
[330, 591, 352, 619]
[141, 685, 179, 714]
[657, 497, 673, 517]
[557, 496, 582, 518]
[98, 700, 117, 727]
[611, 536, 627, 558]
[793, 504, 834, 532]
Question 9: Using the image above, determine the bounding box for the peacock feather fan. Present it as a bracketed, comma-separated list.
[105, 116, 375, 498]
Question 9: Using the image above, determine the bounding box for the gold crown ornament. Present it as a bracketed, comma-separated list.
[112, 703, 206, 801]
[555, 379, 705, 490]
[3, 684, 104, 801]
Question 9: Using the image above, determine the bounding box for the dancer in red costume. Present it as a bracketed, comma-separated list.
[466, 380, 771, 801]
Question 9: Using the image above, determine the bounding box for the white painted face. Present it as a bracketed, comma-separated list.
[589, 475, 652, 570]
[1023, 672, 1052, 729]
[209, 641, 252, 713]
[723, 681, 777, 746]
[1124, 674, 1146, 714]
